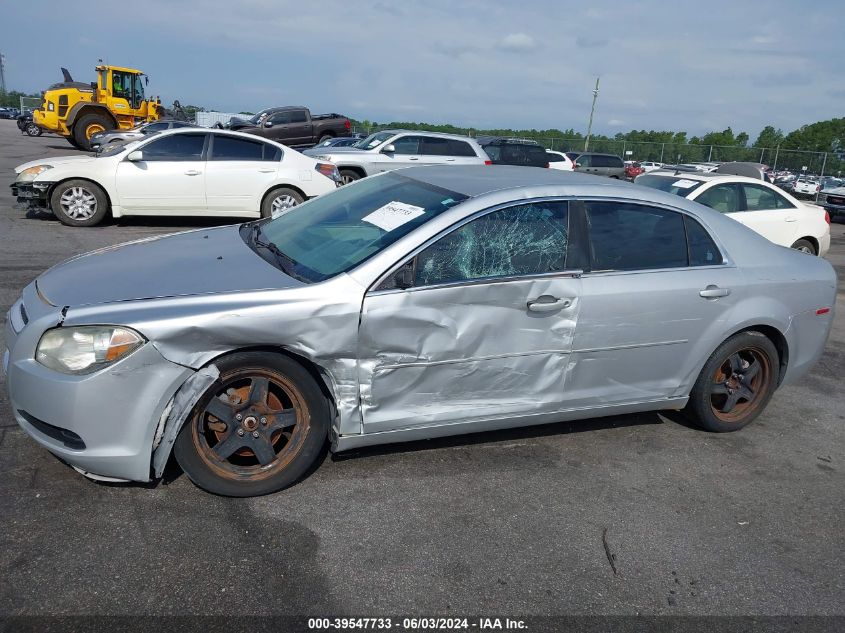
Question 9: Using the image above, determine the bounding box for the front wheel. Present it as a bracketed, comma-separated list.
[26, 123, 42, 137]
[49, 179, 110, 227]
[173, 352, 330, 496]
[339, 169, 361, 186]
[261, 187, 304, 218]
[685, 331, 779, 432]
[790, 239, 816, 255]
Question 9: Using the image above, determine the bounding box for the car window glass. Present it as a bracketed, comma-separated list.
[391, 136, 421, 155]
[268, 111, 292, 124]
[290, 110, 307, 123]
[449, 140, 477, 157]
[140, 133, 206, 161]
[586, 202, 688, 271]
[577, 155, 591, 167]
[419, 137, 451, 156]
[742, 183, 796, 210]
[684, 216, 723, 266]
[695, 184, 741, 214]
[211, 135, 264, 161]
[414, 202, 569, 286]
[172, 121, 193, 128]
[143, 122, 168, 133]
[547, 153, 563, 163]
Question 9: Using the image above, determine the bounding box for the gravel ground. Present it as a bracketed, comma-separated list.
[0, 119, 842, 622]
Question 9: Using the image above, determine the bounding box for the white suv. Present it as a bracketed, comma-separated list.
[304, 130, 490, 184]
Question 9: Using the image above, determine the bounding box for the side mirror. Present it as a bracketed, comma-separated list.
[382, 144, 396, 154]
[574, 162, 582, 169]
[264, 121, 274, 128]
[127, 150, 144, 162]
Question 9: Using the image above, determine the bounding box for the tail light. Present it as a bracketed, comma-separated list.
[484, 160, 492, 165]
[816, 308, 830, 315]
[315, 162, 341, 183]
[824, 211, 830, 225]
[544, 163, 550, 168]
[344, 119, 351, 130]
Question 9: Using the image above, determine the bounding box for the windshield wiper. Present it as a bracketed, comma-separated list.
[248, 223, 300, 278]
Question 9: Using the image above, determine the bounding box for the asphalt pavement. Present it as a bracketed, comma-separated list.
[0, 120, 842, 622]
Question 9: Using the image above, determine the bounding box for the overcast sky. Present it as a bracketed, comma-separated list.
[1, 0, 841, 137]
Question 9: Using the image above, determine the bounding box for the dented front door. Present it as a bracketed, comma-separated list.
[357, 200, 581, 433]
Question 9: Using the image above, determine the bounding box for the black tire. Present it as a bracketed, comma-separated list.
[339, 169, 361, 186]
[174, 352, 330, 497]
[261, 187, 304, 218]
[49, 179, 110, 227]
[790, 238, 816, 255]
[318, 134, 334, 144]
[26, 123, 42, 137]
[72, 112, 115, 151]
[685, 331, 779, 432]
[67, 137, 84, 150]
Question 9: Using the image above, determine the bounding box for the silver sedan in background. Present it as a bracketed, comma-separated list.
[4, 167, 836, 496]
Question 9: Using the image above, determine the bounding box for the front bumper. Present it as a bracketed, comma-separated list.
[5, 284, 195, 482]
[10, 181, 52, 212]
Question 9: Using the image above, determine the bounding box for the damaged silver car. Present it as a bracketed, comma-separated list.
[4, 166, 836, 496]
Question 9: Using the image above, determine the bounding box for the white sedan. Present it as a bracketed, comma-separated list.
[635, 170, 831, 256]
[11, 129, 341, 227]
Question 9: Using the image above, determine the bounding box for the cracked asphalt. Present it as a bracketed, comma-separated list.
[0, 120, 842, 619]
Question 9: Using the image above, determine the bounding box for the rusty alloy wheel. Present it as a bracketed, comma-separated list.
[190, 368, 312, 482]
[709, 347, 772, 424]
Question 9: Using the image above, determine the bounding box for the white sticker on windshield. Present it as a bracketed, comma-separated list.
[672, 179, 699, 189]
[362, 201, 426, 231]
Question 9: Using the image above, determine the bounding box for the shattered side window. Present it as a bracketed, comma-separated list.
[414, 202, 569, 286]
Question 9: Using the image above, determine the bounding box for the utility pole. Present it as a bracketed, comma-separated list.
[0, 53, 7, 95]
[584, 76, 600, 152]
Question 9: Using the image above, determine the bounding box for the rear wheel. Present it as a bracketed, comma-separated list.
[339, 169, 361, 186]
[790, 239, 816, 255]
[686, 331, 779, 432]
[72, 113, 114, 151]
[50, 179, 109, 227]
[26, 122, 42, 137]
[174, 352, 330, 496]
[261, 187, 304, 218]
[318, 134, 334, 144]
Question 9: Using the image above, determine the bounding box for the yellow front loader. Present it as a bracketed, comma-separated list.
[33, 64, 166, 150]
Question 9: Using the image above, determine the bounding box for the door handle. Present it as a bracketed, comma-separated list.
[527, 295, 573, 312]
[785, 216, 797, 222]
[408, 157, 419, 161]
[258, 168, 275, 173]
[699, 285, 731, 299]
[184, 170, 202, 176]
[446, 158, 456, 162]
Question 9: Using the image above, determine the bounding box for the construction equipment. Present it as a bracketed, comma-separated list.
[33, 64, 166, 150]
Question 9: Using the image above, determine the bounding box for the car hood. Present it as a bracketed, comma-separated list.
[822, 186, 845, 195]
[15, 155, 96, 173]
[36, 225, 302, 308]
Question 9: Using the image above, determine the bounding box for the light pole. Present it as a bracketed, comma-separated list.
[584, 76, 600, 152]
[0, 53, 7, 95]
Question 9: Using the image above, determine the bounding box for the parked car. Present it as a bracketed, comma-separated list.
[817, 185, 845, 221]
[11, 128, 340, 227]
[625, 162, 645, 180]
[5, 166, 835, 496]
[309, 129, 490, 185]
[302, 136, 364, 155]
[233, 106, 351, 147]
[792, 177, 821, 198]
[571, 152, 626, 178]
[546, 151, 574, 171]
[475, 137, 549, 168]
[635, 169, 830, 255]
[0, 108, 14, 120]
[640, 161, 664, 172]
[16, 112, 41, 137]
[90, 119, 196, 151]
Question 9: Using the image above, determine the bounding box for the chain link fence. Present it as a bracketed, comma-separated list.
[352, 125, 845, 178]
[18, 96, 40, 114]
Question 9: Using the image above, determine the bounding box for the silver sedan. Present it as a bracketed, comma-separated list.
[4, 167, 836, 496]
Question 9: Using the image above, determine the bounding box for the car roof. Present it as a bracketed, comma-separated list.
[399, 165, 632, 197]
[149, 127, 287, 147]
[377, 129, 478, 142]
[475, 136, 543, 146]
[645, 169, 769, 186]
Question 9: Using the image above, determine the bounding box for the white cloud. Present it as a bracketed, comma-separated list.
[495, 32, 537, 53]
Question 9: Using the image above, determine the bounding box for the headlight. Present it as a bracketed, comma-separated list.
[16, 165, 53, 183]
[36, 326, 145, 374]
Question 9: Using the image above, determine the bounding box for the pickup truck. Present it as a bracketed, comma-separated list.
[224, 106, 351, 147]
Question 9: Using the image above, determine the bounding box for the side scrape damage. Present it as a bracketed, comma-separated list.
[151, 364, 220, 478]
